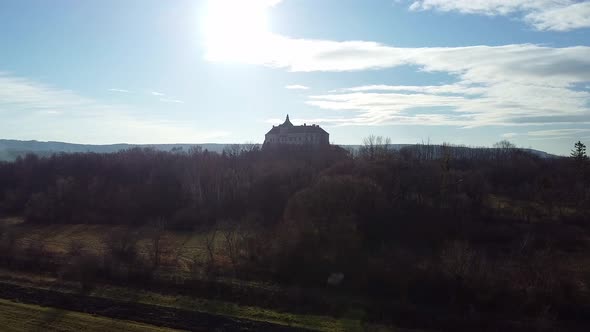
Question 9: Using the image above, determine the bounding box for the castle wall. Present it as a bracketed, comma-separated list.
[264, 132, 329, 145]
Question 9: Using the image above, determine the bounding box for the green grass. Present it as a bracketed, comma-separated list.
[0, 298, 182, 332]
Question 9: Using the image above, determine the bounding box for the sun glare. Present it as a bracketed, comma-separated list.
[202, 0, 274, 62]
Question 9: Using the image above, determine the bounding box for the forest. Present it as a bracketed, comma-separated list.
[0, 139, 589, 330]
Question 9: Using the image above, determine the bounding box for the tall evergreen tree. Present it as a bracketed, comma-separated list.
[571, 141, 588, 162]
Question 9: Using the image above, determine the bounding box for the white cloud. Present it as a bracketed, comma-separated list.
[285, 84, 310, 90]
[502, 132, 519, 138]
[338, 83, 486, 95]
[525, 2, 590, 31]
[202, 21, 590, 129]
[149, 91, 184, 104]
[0, 73, 227, 144]
[408, 0, 590, 31]
[408, 0, 556, 16]
[229, 40, 588, 128]
[108, 88, 130, 93]
[306, 81, 590, 127]
[207, 35, 590, 81]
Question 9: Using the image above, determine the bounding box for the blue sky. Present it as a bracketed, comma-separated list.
[1, 0, 589, 154]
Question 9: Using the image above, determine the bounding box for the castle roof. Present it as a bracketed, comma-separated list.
[266, 115, 328, 135]
[283, 114, 293, 126]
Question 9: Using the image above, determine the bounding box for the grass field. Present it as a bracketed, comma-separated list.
[0, 217, 226, 271]
[0, 298, 182, 332]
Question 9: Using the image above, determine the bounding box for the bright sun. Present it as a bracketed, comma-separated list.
[202, 0, 274, 62]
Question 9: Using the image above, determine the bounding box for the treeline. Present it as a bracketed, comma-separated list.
[0, 141, 588, 230]
[0, 144, 348, 228]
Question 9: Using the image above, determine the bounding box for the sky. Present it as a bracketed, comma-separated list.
[1, 0, 590, 155]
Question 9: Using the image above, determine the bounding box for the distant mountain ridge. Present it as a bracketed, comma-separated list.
[0, 139, 229, 161]
[0, 139, 556, 161]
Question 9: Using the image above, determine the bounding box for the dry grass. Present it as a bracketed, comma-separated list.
[3, 222, 227, 271]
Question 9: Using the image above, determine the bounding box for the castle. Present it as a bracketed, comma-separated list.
[264, 115, 329, 146]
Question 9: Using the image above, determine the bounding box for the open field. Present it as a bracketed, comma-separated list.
[0, 298, 182, 332]
[0, 217, 227, 271]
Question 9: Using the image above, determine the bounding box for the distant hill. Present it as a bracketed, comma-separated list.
[0, 139, 556, 161]
[0, 140, 228, 161]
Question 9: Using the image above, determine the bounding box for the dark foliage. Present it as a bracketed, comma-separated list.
[1, 140, 589, 330]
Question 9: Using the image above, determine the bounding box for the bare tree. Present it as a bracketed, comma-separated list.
[146, 217, 170, 269]
[205, 226, 218, 267]
[360, 135, 392, 160]
[240, 142, 260, 154]
[223, 144, 242, 159]
[223, 225, 238, 274]
[493, 140, 517, 161]
[361, 135, 376, 160]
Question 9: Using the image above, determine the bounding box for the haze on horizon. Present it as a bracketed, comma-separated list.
[1, 0, 590, 155]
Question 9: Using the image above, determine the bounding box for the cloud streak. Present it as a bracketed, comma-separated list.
[149, 91, 184, 104]
[408, 0, 590, 31]
[108, 88, 130, 93]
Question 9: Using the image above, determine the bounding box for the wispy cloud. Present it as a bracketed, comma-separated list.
[337, 83, 486, 95]
[0, 73, 95, 112]
[502, 133, 518, 138]
[285, 84, 310, 90]
[108, 88, 130, 93]
[306, 81, 590, 128]
[205, 35, 590, 128]
[0, 73, 226, 144]
[150, 91, 184, 104]
[407, 0, 590, 31]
